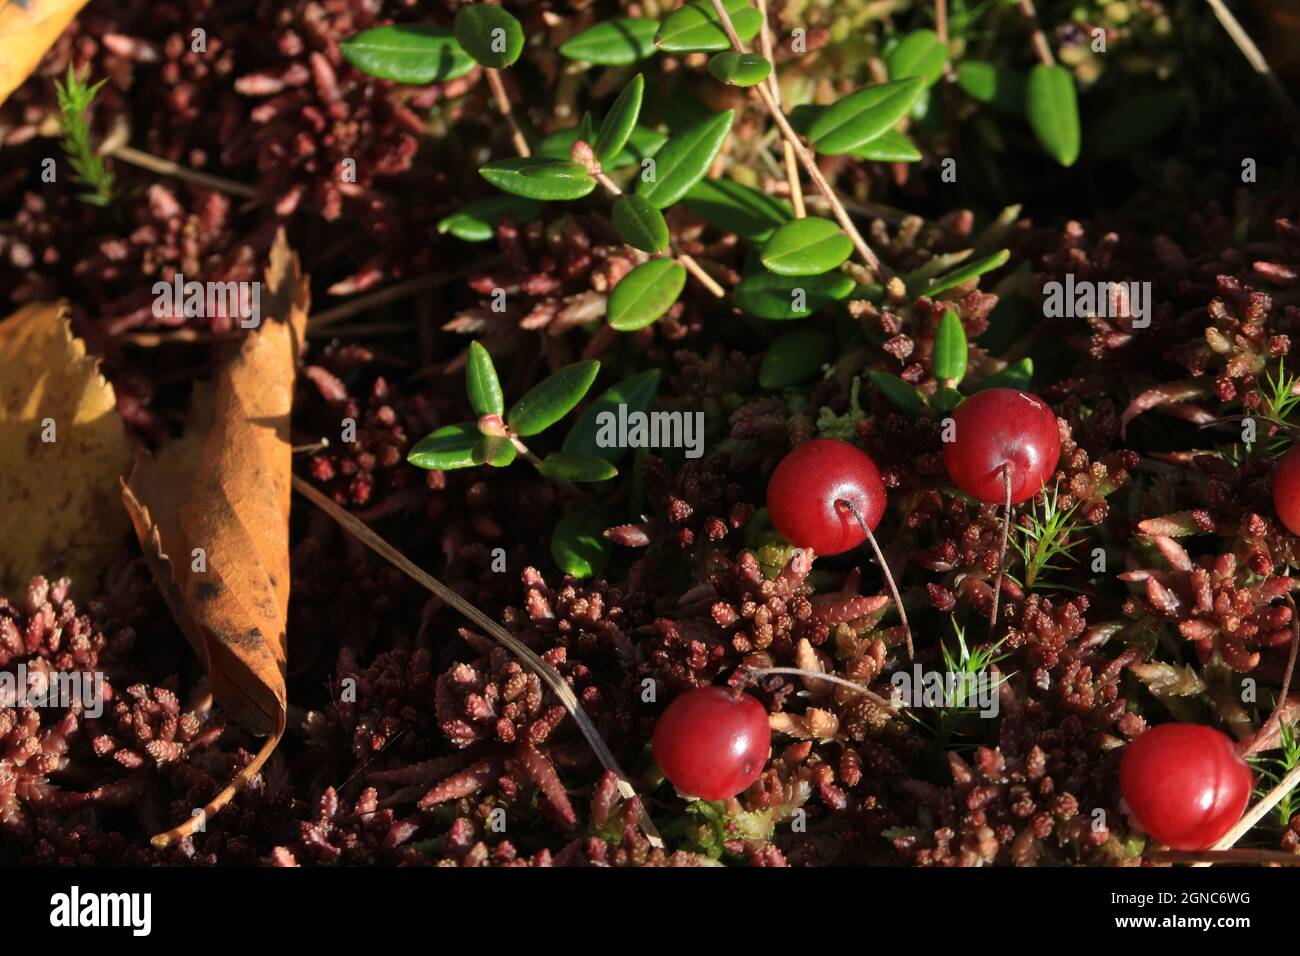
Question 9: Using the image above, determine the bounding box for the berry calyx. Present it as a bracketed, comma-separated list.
[766, 438, 885, 556]
[1272, 444, 1300, 535]
[1118, 723, 1253, 851]
[652, 686, 770, 800]
[942, 388, 1060, 505]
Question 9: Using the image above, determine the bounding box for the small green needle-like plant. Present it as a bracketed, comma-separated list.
[1011, 481, 1090, 591]
[54, 66, 116, 207]
[1250, 720, 1300, 829]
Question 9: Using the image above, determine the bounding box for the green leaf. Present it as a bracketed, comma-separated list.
[733, 270, 856, 320]
[476, 435, 518, 467]
[607, 258, 687, 331]
[538, 452, 619, 482]
[867, 370, 926, 413]
[407, 423, 481, 470]
[804, 78, 926, 155]
[796, 103, 924, 160]
[340, 25, 477, 84]
[1025, 64, 1080, 167]
[708, 51, 771, 87]
[479, 157, 596, 200]
[759, 329, 832, 388]
[540, 124, 666, 169]
[437, 195, 542, 241]
[612, 195, 670, 253]
[507, 360, 601, 437]
[849, 128, 922, 162]
[559, 18, 659, 65]
[975, 357, 1034, 392]
[915, 249, 1010, 298]
[886, 29, 946, 87]
[595, 74, 645, 166]
[551, 509, 611, 578]
[465, 341, 504, 417]
[562, 369, 662, 463]
[759, 217, 853, 276]
[578, 111, 596, 146]
[955, 60, 1024, 112]
[655, 0, 762, 53]
[931, 387, 964, 412]
[636, 109, 734, 209]
[1088, 89, 1185, 161]
[683, 178, 791, 241]
[453, 4, 525, 69]
[932, 309, 968, 385]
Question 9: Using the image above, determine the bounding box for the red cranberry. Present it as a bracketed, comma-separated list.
[1119, 723, 1253, 851]
[766, 438, 886, 555]
[942, 388, 1060, 504]
[1272, 445, 1300, 535]
[652, 686, 770, 800]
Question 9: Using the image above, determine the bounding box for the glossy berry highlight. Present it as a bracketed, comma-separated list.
[652, 686, 771, 800]
[766, 438, 886, 555]
[1272, 444, 1300, 535]
[1118, 723, 1253, 851]
[943, 388, 1060, 504]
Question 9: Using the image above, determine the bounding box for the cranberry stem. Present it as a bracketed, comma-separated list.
[742, 666, 898, 712]
[989, 464, 1013, 634]
[1241, 589, 1300, 758]
[838, 498, 914, 659]
[1201, 758, 1300, 862]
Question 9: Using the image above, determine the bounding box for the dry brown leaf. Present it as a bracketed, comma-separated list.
[121, 229, 308, 846]
[0, 0, 93, 106]
[0, 302, 130, 598]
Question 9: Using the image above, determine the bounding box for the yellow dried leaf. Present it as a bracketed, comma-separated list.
[0, 302, 130, 598]
[0, 0, 93, 107]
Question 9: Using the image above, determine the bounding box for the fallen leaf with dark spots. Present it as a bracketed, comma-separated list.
[121, 229, 308, 846]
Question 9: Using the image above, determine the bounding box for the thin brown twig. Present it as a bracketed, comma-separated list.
[485, 68, 531, 157]
[1206, 760, 1300, 856]
[743, 666, 899, 712]
[309, 260, 502, 331]
[292, 475, 664, 847]
[1269, 592, 1300, 733]
[1151, 847, 1300, 866]
[1016, 0, 1056, 66]
[107, 144, 259, 199]
[1204, 0, 1300, 127]
[756, 0, 804, 217]
[935, 0, 949, 45]
[708, 0, 888, 278]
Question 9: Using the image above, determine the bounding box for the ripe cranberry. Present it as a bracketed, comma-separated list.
[942, 388, 1060, 504]
[1119, 723, 1253, 851]
[766, 438, 886, 555]
[652, 686, 770, 800]
[1272, 445, 1300, 535]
